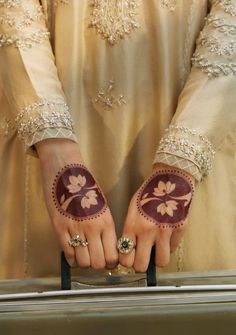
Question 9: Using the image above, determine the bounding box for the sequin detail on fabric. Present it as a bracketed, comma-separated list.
[0, 118, 15, 137]
[15, 99, 74, 143]
[155, 125, 215, 180]
[0, 4, 44, 29]
[0, 1, 50, 49]
[0, 29, 49, 48]
[192, 1, 236, 77]
[0, 0, 20, 8]
[93, 80, 126, 110]
[197, 32, 236, 56]
[54, 0, 69, 7]
[205, 14, 236, 35]
[161, 0, 176, 12]
[89, 0, 140, 45]
[212, 0, 236, 17]
[192, 52, 236, 76]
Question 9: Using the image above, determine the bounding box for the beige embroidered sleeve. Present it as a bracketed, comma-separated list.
[154, 0, 236, 181]
[0, 0, 76, 153]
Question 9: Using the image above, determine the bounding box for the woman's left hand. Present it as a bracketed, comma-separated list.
[119, 164, 196, 272]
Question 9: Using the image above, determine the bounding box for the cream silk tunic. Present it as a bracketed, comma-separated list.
[0, 0, 236, 279]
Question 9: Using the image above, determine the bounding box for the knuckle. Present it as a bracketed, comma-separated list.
[104, 220, 115, 230]
[85, 222, 100, 234]
[158, 227, 169, 236]
[176, 226, 185, 233]
[103, 209, 113, 221]
[141, 224, 154, 235]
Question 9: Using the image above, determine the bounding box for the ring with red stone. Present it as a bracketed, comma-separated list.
[117, 237, 135, 254]
[68, 234, 88, 247]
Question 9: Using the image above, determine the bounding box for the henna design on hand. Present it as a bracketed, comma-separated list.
[52, 164, 107, 221]
[137, 169, 195, 228]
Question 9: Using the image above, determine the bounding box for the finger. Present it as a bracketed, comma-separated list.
[118, 233, 136, 269]
[87, 233, 106, 270]
[68, 226, 91, 268]
[155, 230, 172, 268]
[133, 234, 155, 272]
[170, 226, 185, 254]
[74, 236, 91, 268]
[102, 226, 119, 269]
[59, 230, 77, 267]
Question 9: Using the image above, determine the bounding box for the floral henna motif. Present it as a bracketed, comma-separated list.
[52, 164, 107, 221]
[137, 169, 195, 228]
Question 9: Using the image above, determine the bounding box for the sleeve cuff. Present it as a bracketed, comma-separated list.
[15, 98, 76, 151]
[153, 152, 201, 181]
[25, 128, 78, 157]
[153, 124, 216, 181]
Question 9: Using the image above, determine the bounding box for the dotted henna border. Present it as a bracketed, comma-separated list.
[136, 168, 195, 229]
[52, 163, 108, 222]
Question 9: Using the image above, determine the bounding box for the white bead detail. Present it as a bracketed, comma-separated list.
[93, 80, 126, 110]
[0, 4, 44, 29]
[54, 0, 69, 6]
[15, 99, 74, 143]
[156, 125, 215, 180]
[212, 0, 236, 17]
[0, 29, 50, 49]
[192, 52, 236, 77]
[205, 14, 236, 35]
[161, 0, 176, 12]
[0, 117, 15, 137]
[89, 0, 140, 46]
[0, 0, 20, 8]
[198, 31, 236, 56]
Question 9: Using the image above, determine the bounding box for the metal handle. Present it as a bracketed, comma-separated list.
[146, 246, 157, 286]
[61, 246, 157, 290]
[61, 251, 71, 290]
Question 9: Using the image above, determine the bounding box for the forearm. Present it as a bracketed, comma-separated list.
[35, 138, 83, 161]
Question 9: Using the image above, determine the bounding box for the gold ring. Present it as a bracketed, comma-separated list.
[117, 236, 135, 254]
[68, 234, 88, 247]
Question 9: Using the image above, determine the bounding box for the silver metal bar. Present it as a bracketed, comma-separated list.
[1, 284, 236, 301]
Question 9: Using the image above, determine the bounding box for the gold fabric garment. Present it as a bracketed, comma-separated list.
[1, 0, 236, 279]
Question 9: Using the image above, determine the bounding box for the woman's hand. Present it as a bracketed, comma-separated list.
[119, 164, 196, 272]
[36, 139, 118, 269]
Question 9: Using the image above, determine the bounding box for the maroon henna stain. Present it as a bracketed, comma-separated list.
[137, 169, 195, 228]
[52, 164, 107, 221]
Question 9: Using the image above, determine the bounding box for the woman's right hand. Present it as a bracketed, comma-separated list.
[35, 139, 118, 269]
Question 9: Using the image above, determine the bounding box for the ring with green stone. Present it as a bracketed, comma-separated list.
[117, 237, 135, 254]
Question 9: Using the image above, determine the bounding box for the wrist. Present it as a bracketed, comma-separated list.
[153, 163, 197, 186]
[35, 138, 84, 164]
